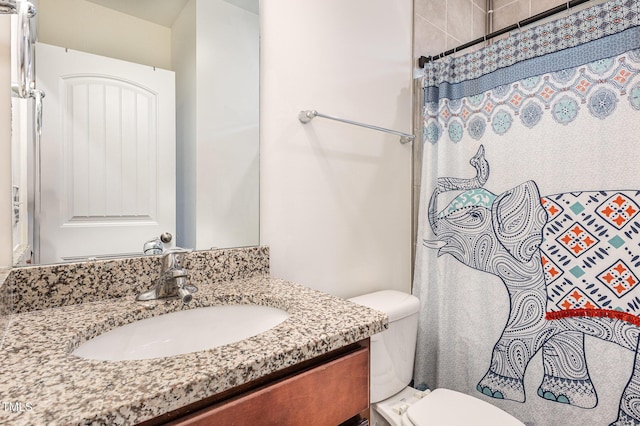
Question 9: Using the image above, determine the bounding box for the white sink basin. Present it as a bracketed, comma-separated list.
[72, 304, 289, 361]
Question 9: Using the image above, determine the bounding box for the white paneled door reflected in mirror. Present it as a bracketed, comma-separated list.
[10, 0, 260, 265]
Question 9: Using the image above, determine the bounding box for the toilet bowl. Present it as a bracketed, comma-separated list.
[348, 290, 524, 426]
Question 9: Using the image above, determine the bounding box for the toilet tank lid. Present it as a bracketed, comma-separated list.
[348, 290, 420, 322]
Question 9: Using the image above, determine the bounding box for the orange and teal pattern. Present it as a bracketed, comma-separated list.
[541, 191, 640, 326]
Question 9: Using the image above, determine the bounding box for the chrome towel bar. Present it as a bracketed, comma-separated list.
[298, 110, 415, 144]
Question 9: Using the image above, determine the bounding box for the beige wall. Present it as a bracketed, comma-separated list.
[38, 0, 172, 70]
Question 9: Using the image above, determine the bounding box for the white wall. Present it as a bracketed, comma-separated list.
[38, 0, 172, 70]
[260, 0, 414, 298]
[173, 0, 197, 248]
[195, 0, 259, 249]
[173, 0, 259, 250]
[0, 16, 11, 267]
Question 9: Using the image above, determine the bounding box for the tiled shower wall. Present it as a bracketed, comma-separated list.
[414, 0, 486, 59]
[413, 0, 608, 59]
[413, 0, 606, 58]
[491, 0, 578, 34]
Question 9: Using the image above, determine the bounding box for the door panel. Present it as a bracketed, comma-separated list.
[37, 43, 175, 263]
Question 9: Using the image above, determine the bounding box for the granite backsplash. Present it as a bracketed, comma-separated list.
[4, 246, 269, 315]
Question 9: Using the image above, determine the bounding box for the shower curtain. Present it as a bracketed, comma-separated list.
[413, 1, 640, 424]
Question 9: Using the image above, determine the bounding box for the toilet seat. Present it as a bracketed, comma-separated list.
[400, 389, 524, 426]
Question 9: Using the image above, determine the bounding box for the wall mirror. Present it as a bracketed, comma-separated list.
[11, 0, 260, 265]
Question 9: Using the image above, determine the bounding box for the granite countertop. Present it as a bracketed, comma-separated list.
[0, 276, 387, 425]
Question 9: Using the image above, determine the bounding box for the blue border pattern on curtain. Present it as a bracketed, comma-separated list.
[422, 0, 640, 144]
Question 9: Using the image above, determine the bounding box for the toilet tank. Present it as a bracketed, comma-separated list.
[348, 290, 420, 403]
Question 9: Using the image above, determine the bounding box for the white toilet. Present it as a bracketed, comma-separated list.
[349, 290, 524, 426]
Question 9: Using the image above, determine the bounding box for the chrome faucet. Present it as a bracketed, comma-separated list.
[136, 248, 197, 304]
[143, 237, 163, 255]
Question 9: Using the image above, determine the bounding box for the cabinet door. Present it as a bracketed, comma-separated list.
[174, 347, 369, 426]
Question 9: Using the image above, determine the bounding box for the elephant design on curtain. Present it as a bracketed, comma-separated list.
[426, 145, 640, 425]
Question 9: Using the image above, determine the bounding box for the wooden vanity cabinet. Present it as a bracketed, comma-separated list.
[146, 339, 370, 426]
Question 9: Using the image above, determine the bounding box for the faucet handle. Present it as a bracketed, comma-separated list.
[162, 247, 193, 269]
[162, 247, 193, 256]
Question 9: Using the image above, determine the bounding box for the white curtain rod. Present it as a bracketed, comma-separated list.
[298, 110, 415, 144]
